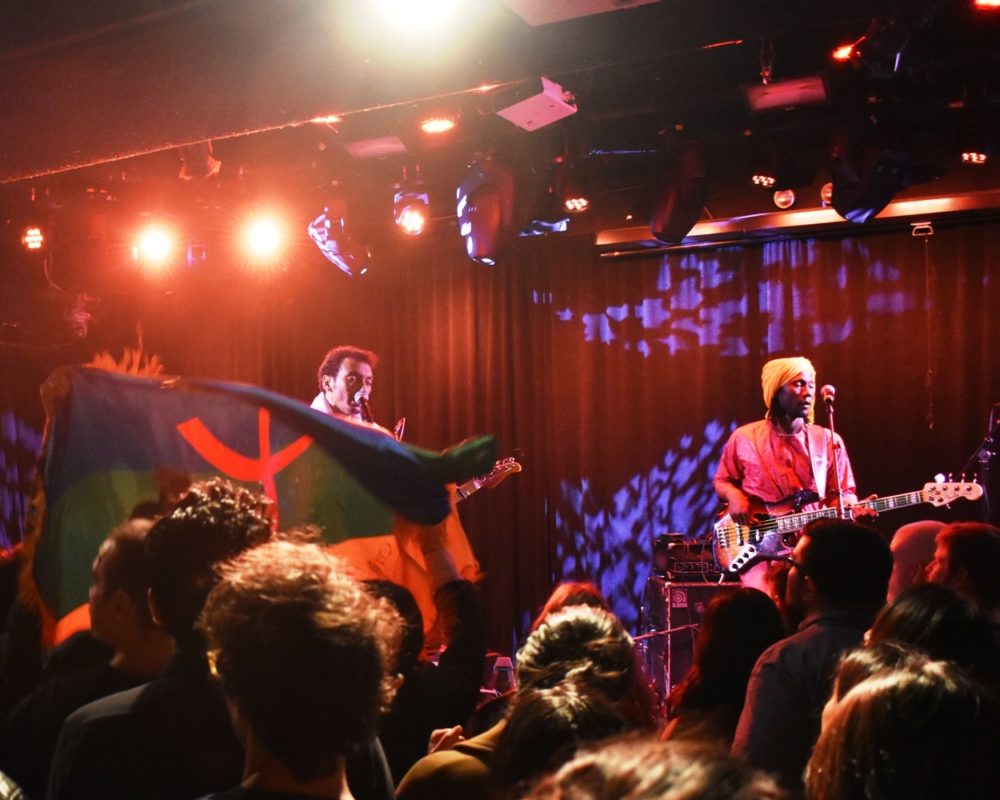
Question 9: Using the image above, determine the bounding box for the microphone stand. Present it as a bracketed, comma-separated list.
[824, 399, 848, 519]
[960, 404, 999, 524]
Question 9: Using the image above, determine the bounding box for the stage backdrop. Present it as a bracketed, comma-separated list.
[3, 219, 999, 653]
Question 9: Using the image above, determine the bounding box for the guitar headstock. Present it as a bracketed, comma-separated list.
[479, 457, 522, 489]
[922, 481, 983, 506]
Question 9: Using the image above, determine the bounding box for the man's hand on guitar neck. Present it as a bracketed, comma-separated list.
[833, 493, 879, 523]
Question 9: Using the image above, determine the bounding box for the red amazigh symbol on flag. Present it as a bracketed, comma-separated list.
[176, 407, 313, 514]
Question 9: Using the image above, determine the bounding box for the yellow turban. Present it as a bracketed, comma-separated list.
[761, 356, 816, 423]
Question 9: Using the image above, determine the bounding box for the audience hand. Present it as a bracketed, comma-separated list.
[427, 724, 465, 754]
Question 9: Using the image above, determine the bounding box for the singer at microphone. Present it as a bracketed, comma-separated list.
[355, 391, 374, 423]
[713, 356, 876, 593]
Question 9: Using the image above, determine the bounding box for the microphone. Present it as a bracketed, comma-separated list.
[354, 391, 373, 423]
[820, 385, 836, 406]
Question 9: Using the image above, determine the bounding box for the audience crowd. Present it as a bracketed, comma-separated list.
[1, 479, 999, 800]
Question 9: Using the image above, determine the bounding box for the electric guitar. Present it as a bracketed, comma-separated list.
[455, 457, 521, 502]
[713, 481, 982, 574]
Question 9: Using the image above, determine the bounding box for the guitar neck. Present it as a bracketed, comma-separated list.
[771, 490, 930, 535]
[861, 490, 929, 513]
[455, 477, 480, 502]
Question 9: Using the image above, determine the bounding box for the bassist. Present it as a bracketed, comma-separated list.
[713, 356, 875, 592]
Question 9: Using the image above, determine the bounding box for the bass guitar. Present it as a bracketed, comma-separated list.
[714, 481, 982, 574]
[455, 457, 521, 502]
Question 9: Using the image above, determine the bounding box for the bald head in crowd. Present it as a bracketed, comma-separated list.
[887, 520, 945, 602]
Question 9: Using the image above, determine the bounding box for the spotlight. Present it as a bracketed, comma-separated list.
[961, 150, 989, 165]
[752, 151, 816, 192]
[178, 141, 221, 181]
[522, 154, 591, 236]
[394, 194, 429, 235]
[456, 158, 513, 265]
[20, 225, 46, 251]
[393, 168, 430, 236]
[241, 214, 286, 262]
[132, 223, 178, 271]
[558, 158, 592, 215]
[820, 182, 834, 206]
[649, 140, 708, 244]
[830, 117, 913, 224]
[420, 117, 456, 134]
[307, 196, 369, 277]
[773, 189, 796, 209]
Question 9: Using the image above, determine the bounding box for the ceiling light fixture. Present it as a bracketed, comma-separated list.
[420, 117, 456, 134]
[394, 166, 430, 236]
[773, 189, 796, 209]
[242, 213, 286, 263]
[307, 191, 370, 277]
[20, 225, 46, 251]
[456, 158, 513, 265]
[961, 150, 988, 165]
[743, 75, 828, 112]
[132, 223, 178, 271]
[832, 36, 865, 62]
[649, 140, 708, 244]
[178, 141, 221, 181]
[494, 77, 577, 132]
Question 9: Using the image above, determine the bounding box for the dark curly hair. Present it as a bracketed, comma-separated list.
[198, 540, 402, 781]
[516, 605, 634, 700]
[145, 478, 273, 644]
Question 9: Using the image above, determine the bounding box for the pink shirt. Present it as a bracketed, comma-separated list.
[715, 419, 858, 509]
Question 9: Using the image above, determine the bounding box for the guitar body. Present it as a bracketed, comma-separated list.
[713, 497, 809, 574]
[713, 481, 982, 576]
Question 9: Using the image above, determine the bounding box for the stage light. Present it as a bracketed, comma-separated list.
[178, 141, 221, 181]
[242, 214, 285, 262]
[420, 117, 456, 134]
[831, 118, 913, 224]
[456, 158, 514, 265]
[132, 224, 178, 270]
[307, 197, 370, 278]
[753, 162, 815, 191]
[961, 150, 989, 165]
[521, 184, 569, 237]
[393, 166, 430, 236]
[773, 189, 796, 209]
[832, 36, 865, 63]
[649, 140, 708, 244]
[820, 182, 834, 206]
[974, 0, 1000, 9]
[20, 225, 45, 251]
[373, 0, 460, 34]
[558, 158, 592, 214]
[394, 192, 430, 236]
[743, 75, 828, 112]
[832, 44, 854, 62]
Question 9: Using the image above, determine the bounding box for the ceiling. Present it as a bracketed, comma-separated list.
[1, 0, 999, 257]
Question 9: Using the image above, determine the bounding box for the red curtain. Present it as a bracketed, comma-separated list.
[3, 220, 999, 650]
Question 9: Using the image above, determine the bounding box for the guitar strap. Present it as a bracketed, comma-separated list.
[808, 425, 831, 501]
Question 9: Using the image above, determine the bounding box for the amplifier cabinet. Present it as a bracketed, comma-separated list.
[639, 578, 729, 701]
